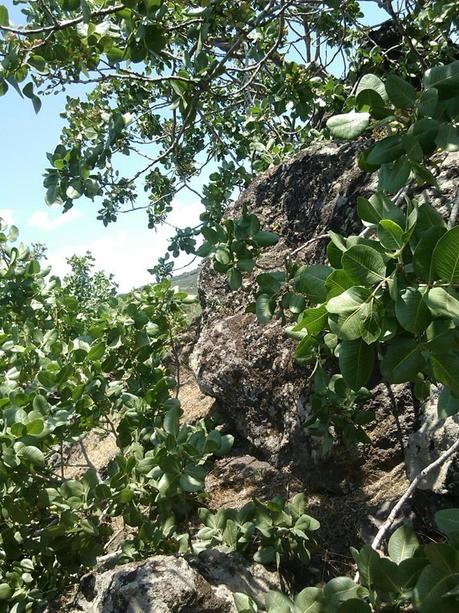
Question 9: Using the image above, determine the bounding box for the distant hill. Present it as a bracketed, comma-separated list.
[172, 268, 199, 294]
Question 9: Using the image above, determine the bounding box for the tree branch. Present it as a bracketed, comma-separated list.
[372, 438, 459, 552]
[0, 4, 124, 36]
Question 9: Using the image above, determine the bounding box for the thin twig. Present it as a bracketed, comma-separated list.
[354, 437, 459, 582]
[290, 233, 329, 257]
[372, 438, 459, 551]
[0, 4, 124, 35]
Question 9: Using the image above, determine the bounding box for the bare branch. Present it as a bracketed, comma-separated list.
[0, 4, 124, 36]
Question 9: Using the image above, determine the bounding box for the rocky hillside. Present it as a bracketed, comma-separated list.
[190, 140, 459, 569]
[67, 141, 459, 612]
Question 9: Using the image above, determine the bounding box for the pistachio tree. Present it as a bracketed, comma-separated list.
[0, 1, 457, 240]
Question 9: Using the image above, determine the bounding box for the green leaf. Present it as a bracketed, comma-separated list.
[432, 226, 459, 284]
[395, 288, 431, 333]
[337, 600, 371, 613]
[88, 341, 106, 361]
[418, 88, 439, 117]
[339, 339, 374, 391]
[215, 246, 231, 266]
[430, 352, 459, 397]
[233, 592, 258, 613]
[33, 394, 49, 413]
[254, 546, 276, 565]
[413, 226, 446, 282]
[409, 118, 440, 155]
[294, 587, 323, 613]
[342, 245, 386, 286]
[413, 543, 459, 612]
[388, 523, 420, 564]
[228, 267, 242, 290]
[367, 135, 405, 165]
[22, 82, 42, 114]
[379, 156, 411, 193]
[256, 294, 274, 324]
[325, 270, 354, 298]
[437, 388, 459, 419]
[423, 61, 459, 96]
[293, 305, 328, 335]
[352, 545, 380, 588]
[257, 272, 286, 295]
[0, 584, 12, 600]
[294, 265, 332, 303]
[436, 123, 459, 152]
[425, 287, 459, 320]
[327, 286, 374, 341]
[326, 112, 370, 140]
[17, 445, 45, 466]
[282, 292, 306, 314]
[386, 74, 417, 108]
[61, 479, 85, 498]
[0, 5, 9, 26]
[381, 338, 425, 383]
[435, 509, 459, 539]
[295, 334, 319, 360]
[237, 259, 255, 272]
[378, 219, 405, 251]
[357, 192, 402, 226]
[163, 404, 181, 436]
[356, 73, 388, 102]
[371, 557, 401, 593]
[252, 231, 279, 247]
[179, 465, 206, 492]
[411, 161, 438, 187]
[265, 591, 293, 613]
[398, 557, 428, 590]
[355, 88, 387, 116]
[323, 577, 362, 608]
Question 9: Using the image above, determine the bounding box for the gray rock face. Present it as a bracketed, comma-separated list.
[73, 555, 235, 612]
[70, 551, 280, 613]
[191, 142, 372, 470]
[406, 388, 459, 495]
[190, 549, 281, 607]
[191, 142, 459, 486]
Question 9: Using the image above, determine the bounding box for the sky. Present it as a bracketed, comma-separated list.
[0, 1, 386, 292]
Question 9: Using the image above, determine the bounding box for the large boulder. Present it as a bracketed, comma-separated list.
[67, 551, 280, 613]
[190, 143, 459, 485]
[191, 142, 370, 472]
[71, 555, 234, 612]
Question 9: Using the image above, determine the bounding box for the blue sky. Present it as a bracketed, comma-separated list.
[0, 1, 386, 291]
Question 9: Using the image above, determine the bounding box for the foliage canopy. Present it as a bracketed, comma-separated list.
[1, 1, 459, 612]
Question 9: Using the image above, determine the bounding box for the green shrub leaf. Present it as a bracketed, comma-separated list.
[339, 339, 374, 391]
[432, 226, 459, 284]
[381, 338, 425, 383]
[342, 245, 386, 286]
[395, 288, 431, 333]
[386, 74, 417, 108]
[326, 112, 370, 139]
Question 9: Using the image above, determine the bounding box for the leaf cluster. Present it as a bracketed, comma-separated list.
[194, 493, 319, 569]
[234, 509, 459, 613]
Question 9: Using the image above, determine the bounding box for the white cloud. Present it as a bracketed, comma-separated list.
[47, 229, 182, 293]
[44, 197, 204, 293]
[28, 208, 81, 231]
[0, 209, 15, 225]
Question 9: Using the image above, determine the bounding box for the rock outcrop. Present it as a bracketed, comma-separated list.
[68, 551, 280, 613]
[66, 143, 459, 612]
[191, 142, 371, 470]
[72, 555, 234, 612]
[191, 142, 459, 500]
